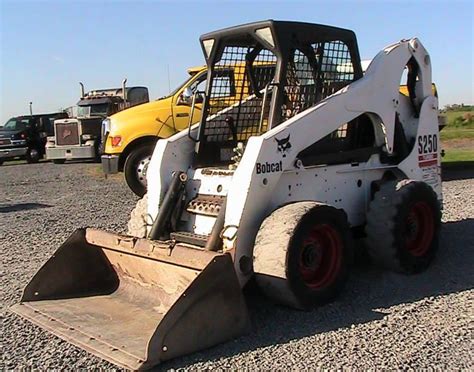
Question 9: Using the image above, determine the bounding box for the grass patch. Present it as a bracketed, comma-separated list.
[441, 128, 474, 141]
[444, 110, 473, 127]
[440, 106, 474, 143]
[442, 148, 474, 163]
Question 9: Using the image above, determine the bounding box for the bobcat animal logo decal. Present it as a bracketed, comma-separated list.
[275, 134, 292, 157]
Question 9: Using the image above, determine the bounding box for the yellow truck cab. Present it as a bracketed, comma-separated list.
[101, 66, 207, 196]
[101, 63, 274, 196]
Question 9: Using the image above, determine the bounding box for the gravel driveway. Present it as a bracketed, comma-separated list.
[1, 161, 473, 370]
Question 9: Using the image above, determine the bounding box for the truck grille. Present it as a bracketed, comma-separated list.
[80, 118, 102, 137]
[56, 122, 79, 146]
[0, 138, 12, 146]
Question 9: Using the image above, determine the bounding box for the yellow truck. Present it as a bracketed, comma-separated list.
[100, 66, 206, 196]
[101, 64, 274, 196]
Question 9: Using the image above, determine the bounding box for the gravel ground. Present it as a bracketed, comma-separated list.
[1, 161, 473, 370]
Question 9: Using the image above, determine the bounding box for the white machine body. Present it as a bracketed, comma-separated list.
[147, 38, 441, 286]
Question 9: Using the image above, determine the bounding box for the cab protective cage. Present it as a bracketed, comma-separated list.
[195, 20, 364, 167]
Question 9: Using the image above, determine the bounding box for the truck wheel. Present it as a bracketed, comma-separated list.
[26, 147, 40, 163]
[254, 202, 353, 310]
[0, 160, 4, 166]
[124, 144, 155, 197]
[365, 180, 441, 274]
[127, 194, 149, 238]
[53, 159, 66, 164]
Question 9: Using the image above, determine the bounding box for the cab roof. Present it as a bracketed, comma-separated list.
[187, 66, 206, 75]
[200, 19, 358, 60]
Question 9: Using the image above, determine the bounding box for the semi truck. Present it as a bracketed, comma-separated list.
[46, 80, 149, 163]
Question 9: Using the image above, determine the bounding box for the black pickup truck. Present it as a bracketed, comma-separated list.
[0, 112, 68, 165]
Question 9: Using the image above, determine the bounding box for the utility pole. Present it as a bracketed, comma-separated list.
[29, 102, 33, 115]
[167, 64, 171, 94]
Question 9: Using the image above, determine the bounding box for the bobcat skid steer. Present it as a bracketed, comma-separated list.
[12, 20, 442, 370]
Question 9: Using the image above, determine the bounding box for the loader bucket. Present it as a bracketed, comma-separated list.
[10, 228, 250, 370]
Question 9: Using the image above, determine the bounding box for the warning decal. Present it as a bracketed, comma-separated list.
[418, 153, 438, 167]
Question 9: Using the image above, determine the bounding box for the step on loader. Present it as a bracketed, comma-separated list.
[12, 20, 442, 370]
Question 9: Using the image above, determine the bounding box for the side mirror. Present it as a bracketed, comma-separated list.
[182, 87, 193, 99]
[178, 87, 193, 106]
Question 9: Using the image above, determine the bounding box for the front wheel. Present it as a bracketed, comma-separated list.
[254, 202, 353, 310]
[124, 144, 155, 197]
[26, 147, 41, 163]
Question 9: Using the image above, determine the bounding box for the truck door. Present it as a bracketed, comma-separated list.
[172, 69, 237, 131]
[172, 72, 207, 131]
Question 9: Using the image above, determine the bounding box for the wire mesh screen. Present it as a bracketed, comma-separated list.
[203, 46, 276, 148]
[281, 41, 355, 122]
[198, 36, 356, 167]
[282, 50, 317, 121]
[314, 41, 354, 99]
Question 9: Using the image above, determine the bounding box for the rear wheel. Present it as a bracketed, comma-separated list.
[124, 144, 155, 197]
[26, 147, 40, 163]
[365, 180, 441, 273]
[254, 202, 353, 309]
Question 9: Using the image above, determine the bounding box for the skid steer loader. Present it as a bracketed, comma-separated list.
[12, 20, 442, 370]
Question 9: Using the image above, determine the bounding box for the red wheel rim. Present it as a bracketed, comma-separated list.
[405, 201, 435, 257]
[298, 224, 342, 289]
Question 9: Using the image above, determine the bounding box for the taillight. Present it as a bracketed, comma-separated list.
[110, 136, 122, 147]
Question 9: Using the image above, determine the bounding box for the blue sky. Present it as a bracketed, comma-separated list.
[1, 0, 473, 123]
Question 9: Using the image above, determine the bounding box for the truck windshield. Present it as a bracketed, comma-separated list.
[77, 104, 109, 118]
[158, 74, 197, 100]
[1, 118, 31, 131]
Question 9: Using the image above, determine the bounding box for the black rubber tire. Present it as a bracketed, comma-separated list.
[124, 144, 155, 197]
[0, 159, 3, 166]
[26, 147, 41, 163]
[365, 179, 441, 274]
[254, 202, 353, 310]
[53, 159, 66, 164]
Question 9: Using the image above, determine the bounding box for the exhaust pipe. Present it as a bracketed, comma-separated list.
[79, 82, 85, 98]
[122, 78, 127, 103]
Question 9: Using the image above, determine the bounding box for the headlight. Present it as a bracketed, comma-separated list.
[102, 118, 111, 136]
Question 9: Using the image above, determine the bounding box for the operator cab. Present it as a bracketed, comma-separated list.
[194, 20, 363, 167]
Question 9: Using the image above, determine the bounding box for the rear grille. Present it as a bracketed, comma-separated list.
[56, 122, 79, 146]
